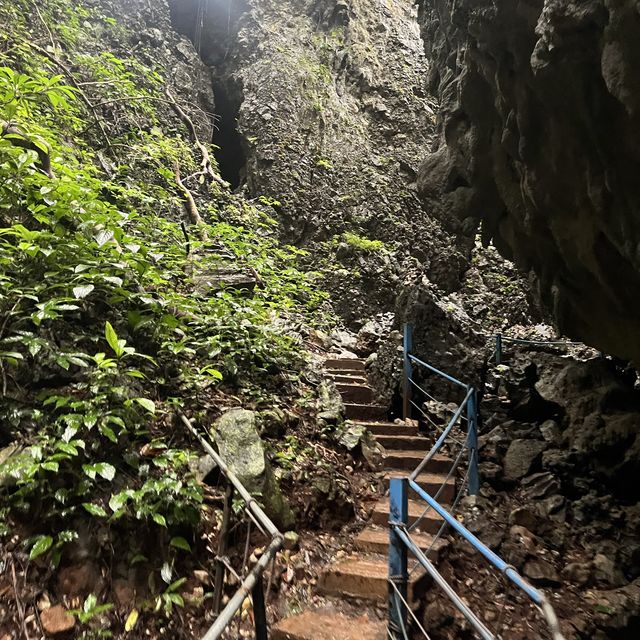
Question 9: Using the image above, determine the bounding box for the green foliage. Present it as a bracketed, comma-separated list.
[0, 19, 326, 571]
[340, 231, 386, 253]
[69, 594, 114, 639]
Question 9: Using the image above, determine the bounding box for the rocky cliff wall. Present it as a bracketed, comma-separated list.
[416, 0, 640, 361]
[169, 0, 477, 326]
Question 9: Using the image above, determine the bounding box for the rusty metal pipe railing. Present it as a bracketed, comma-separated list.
[179, 412, 284, 640]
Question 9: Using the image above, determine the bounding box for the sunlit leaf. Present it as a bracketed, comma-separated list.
[134, 397, 155, 414]
[124, 608, 139, 632]
[82, 503, 108, 517]
[169, 537, 191, 552]
[29, 535, 53, 560]
[73, 284, 94, 299]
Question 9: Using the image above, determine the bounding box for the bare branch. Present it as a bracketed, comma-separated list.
[165, 88, 228, 188]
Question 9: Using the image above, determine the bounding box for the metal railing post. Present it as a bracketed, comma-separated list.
[252, 573, 268, 640]
[495, 334, 503, 364]
[388, 477, 408, 639]
[213, 481, 234, 615]
[403, 324, 413, 421]
[467, 386, 480, 496]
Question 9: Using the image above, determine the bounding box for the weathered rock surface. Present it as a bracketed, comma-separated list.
[40, 605, 75, 636]
[169, 0, 477, 326]
[503, 439, 547, 480]
[212, 409, 294, 528]
[417, 0, 640, 361]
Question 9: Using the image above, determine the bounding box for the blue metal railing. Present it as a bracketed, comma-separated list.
[389, 325, 564, 640]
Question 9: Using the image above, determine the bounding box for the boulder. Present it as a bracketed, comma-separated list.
[562, 562, 592, 587]
[337, 422, 383, 468]
[213, 409, 265, 493]
[523, 558, 561, 587]
[212, 409, 294, 529]
[257, 407, 288, 438]
[509, 507, 540, 532]
[317, 380, 344, 424]
[539, 419, 562, 447]
[522, 472, 560, 499]
[503, 439, 547, 480]
[594, 553, 627, 588]
[189, 454, 217, 483]
[57, 562, 103, 599]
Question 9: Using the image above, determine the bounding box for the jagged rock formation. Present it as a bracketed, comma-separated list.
[416, 0, 640, 361]
[168, 0, 474, 325]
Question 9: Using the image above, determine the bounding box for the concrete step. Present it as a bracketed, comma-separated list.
[272, 610, 386, 640]
[318, 555, 429, 603]
[344, 403, 387, 421]
[383, 471, 455, 503]
[336, 383, 374, 404]
[374, 434, 430, 450]
[355, 525, 447, 559]
[351, 420, 419, 437]
[325, 358, 365, 371]
[326, 372, 368, 385]
[371, 498, 444, 533]
[383, 451, 451, 474]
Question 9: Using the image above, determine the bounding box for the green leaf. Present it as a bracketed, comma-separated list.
[134, 397, 155, 414]
[72, 284, 94, 299]
[83, 593, 97, 613]
[29, 535, 53, 560]
[169, 537, 191, 552]
[82, 503, 108, 517]
[124, 608, 139, 632]
[94, 229, 114, 247]
[104, 321, 121, 356]
[166, 577, 187, 593]
[152, 513, 167, 527]
[96, 463, 116, 481]
[109, 491, 130, 512]
[167, 593, 184, 607]
[99, 424, 118, 443]
[0, 351, 24, 361]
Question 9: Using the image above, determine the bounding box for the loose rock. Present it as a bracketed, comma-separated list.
[41, 605, 75, 636]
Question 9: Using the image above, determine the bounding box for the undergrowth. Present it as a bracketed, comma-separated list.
[0, 0, 329, 628]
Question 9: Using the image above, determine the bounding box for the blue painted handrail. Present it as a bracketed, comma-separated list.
[389, 325, 564, 640]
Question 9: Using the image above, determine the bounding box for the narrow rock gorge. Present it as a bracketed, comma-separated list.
[1, 0, 639, 639]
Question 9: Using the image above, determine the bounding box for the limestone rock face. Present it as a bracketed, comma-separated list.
[212, 409, 294, 529]
[169, 0, 473, 326]
[416, 0, 640, 361]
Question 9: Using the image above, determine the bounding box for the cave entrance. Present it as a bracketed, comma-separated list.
[212, 80, 246, 190]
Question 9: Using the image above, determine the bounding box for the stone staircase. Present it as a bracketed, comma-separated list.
[272, 357, 454, 639]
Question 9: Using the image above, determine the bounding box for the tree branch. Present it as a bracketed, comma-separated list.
[29, 42, 116, 158]
[1, 120, 54, 178]
[165, 88, 228, 188]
